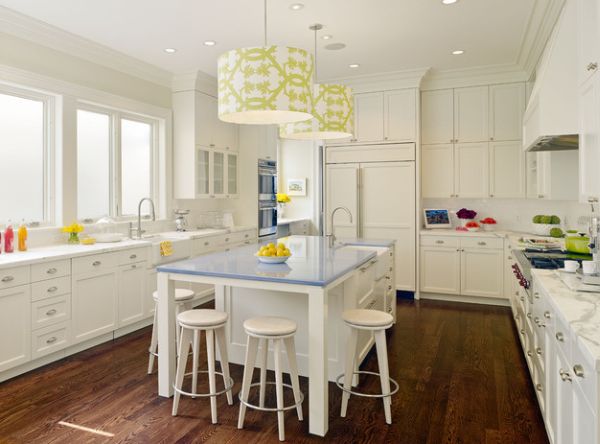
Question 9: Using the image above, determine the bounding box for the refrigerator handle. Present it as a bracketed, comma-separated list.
[356, 167, 361, 238]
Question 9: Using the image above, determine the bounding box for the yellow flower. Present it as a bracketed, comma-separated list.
[276, 193, 291, 204]
[62, 223, 84, 234]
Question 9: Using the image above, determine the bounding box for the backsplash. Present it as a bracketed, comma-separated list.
[422, 198, 592, 233]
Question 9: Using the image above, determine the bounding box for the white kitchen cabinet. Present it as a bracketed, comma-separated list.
[489, 83, 525, 141]
[460, 248, 504, 298]
[421, 144, 454, 198]
[577, 0, 600, 86]
[195, 147, 210, 197]
[554, 349, 574, 444]
[579, 74, 600, 203]
[421, 89, 454, 145]
[71, 269, 118, 344]
[257, 125, 279, 161]
[227, 153, 238, 197]
[195, 148, 238, 199]
[326, 163, 359, 238]
[573, 381, 596, 444]
[354, 92, 384, 142]
[489, 141, 526, 198]
[419, 247, 460, 295]
[0, 285, 30, 372]
[196, 93, 237, 151]
[454, 142, 489, 198]
[212, 151, 226, 197]
[384, 89, 416, 142]
[117, 262, 146, 328]
[528, 151, 579, 200]
[454, 86, 489, 143]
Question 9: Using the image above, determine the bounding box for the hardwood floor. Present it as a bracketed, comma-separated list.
[0, 299, 549, 444]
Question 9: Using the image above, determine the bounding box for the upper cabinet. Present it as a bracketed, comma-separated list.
[421, 89, 454, 145]
[195, 93, 238, 152]
[354, 93, 385, 142]
[454, 86, 489, 143]
[577, 0, 600, 86]
[489, 83, 525, 142]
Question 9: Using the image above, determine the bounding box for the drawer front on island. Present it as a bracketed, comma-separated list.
[0, 285, 31, 372]
[31, 259, 70, 282]
[0, 266, 30, 290]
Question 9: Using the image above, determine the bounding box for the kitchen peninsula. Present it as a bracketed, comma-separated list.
[156, 235, 395, 437]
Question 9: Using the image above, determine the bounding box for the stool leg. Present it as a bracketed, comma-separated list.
[191, 329, 200, 398]
[273, 339, 285, 441]
[283, 337, 303, 421]
[215, 326, 234, 405]
[147, 306, 158, 374]
[238, 336, 259, 429]
[340, 327, 358, 418]
[258, 338, 269, 408]
[374, 330, 392, 425]
[172, 327, 192, 416]
[206, 329, 218, 424]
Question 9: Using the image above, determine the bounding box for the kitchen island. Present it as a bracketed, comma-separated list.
[156, 235, 395, 437]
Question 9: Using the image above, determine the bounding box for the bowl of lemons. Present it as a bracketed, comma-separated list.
[255, 242, 292, 264]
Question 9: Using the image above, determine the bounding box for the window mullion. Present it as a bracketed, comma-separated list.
[113, 113, 121, 217]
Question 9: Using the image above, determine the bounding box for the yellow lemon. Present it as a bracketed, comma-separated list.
[276, 250, 287, 257]
[267, 243, 275, 249]
[284, 248, 291, 256]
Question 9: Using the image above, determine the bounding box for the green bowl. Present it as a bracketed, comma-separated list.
[565, 235, 591, 254]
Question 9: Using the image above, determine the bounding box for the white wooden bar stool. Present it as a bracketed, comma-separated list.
[237, 316, 304, 441]
[336, 309, 398, 425]
[147, 289, 195, 374]
[172, 309, 234, 424]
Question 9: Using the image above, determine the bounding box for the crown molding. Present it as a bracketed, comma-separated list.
[0, 6, 173, 87]
[420, 63, 528, 91]
[517, 0, 566, 78]
[322, 68, 430, 93]
[172, 70, 217, 96]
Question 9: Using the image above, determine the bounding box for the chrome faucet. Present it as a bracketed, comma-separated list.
[326, 206, 353, 247]
[130, 197, 156, 239]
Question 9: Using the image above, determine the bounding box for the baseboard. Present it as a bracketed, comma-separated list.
[420, 292, 510, 307]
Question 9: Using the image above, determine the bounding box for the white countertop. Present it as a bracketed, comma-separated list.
[533, 269, 600, 370]
[277, 217, 309, 225]
[420, 228, 507, 238]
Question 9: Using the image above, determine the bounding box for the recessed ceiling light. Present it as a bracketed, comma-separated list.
[322, 34, 333, 40]
[290, 3, 304, 10]
[203, 40, 216, 46]
[349, 63, 360, 69]
[325, 43, 346, 51]
[442, 0, 458, 4]
[164, 48, 177, 54]
[452, 50, 465, 55]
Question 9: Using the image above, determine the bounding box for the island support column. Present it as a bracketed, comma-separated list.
[308, 286, 329, 436]
[157, 272, 176, 397]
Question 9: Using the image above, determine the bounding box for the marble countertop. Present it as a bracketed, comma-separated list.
[533, 269, 600, 370]
[158, 235, 391, 287]
[420, 228, 506, 238]
[277, 217, 309, 225]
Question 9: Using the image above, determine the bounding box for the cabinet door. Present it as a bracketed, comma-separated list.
[212, 151, 226, 197]
[195, 148, 210, 197]
[72, 270, 117, 344]
[454, 142, 489, 198]
[421, 144, 454, 198]
[325, 163, 359, 238]
[354, 92, 384, 142]
[489, 141, 525, 198]
[554, 351, 574, 444]
[454, 86, 489, 143]
[421, 89, 454, 145]
[489, 83, 525, 141]
[460, 249, 503, 298]
[0, 285, 30, 372]
[257, 125, 278, 160]
[579, 75, 600, 203]
[226, 153, 238, 197]
[384, 89, 416, 142]
[577, 0, 600, 85]
[360, 162, 416, 291]
[420, 247, 460, 294]
[526, 152, 540, 199]
[195, 93, 216, 148]
[117, 263, 146, 328]
[573, 381, 596, 444]
[145, 269, 157, 317]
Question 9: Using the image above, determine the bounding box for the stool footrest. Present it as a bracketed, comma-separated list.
[239, 382, 304, 413]
[335, 371, 399, 398]
[173, 370, 234, 398]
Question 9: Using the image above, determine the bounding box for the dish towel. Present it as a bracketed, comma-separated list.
[160, 240, 173, 257]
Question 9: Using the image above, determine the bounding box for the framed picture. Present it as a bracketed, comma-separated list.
[287, 178, 306, 196]
[423, 209, 451, 229]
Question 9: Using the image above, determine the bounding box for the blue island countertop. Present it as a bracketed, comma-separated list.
[157, 236, 392, 287]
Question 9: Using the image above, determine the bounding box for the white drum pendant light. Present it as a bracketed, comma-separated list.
[218, 0, 314, 125]
[280, 24, 353, 140]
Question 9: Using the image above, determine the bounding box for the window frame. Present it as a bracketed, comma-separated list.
[0, 84, 55, 226]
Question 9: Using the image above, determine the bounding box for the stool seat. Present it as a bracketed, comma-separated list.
[178, 309, 228, 327]
[152, 289, 195, 302]
[243, 317, 297, 337]
[342, 309, 393, 328]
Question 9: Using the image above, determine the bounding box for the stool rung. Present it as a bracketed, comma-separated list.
[239, 382, 304, 413]
[173, 370, 234, 398]
[335, 371, 399, 398]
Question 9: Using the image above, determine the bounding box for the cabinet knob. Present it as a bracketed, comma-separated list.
[587, 62, 598, 71]
[384, 136, 388, 140]
[92, 261, 101, 266]
[46, 336, 58, 344]
[47, 268, 58, 275]
[47, 286, 58, 293]
[489, 194, 494, 198]
[534, 291, 540, 299]
[490, 137, 494, 141]
[536, 347, 542, 356]
[130, 254, 137, 259]
[555, 332, 564, 342]
[538, 194, 544, 199]
[544, 311, 551, 319]
[559, 368, 572, 382]
[204, 241, 209, 246]
[527, 350, 533, 357]
[573, 364, 585, 378]
[535, 383, 543, 392]
[46, 309, 57, 316]
[1, 276, 14, 282]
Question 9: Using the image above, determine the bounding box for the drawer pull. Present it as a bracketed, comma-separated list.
[534, 292, 540, 299]
[47, 286, 58, 293]
[536, 347, 542, 356]
[573, 364, 585, 378]
[527, 350, 533, 357]
[544, 311, 551, 319]
[526, 313, 532, 319]
[435, 240, 444, 244]
[131, 264, 137, 269]
[519, 329, 525, 335]
[244, 241, 251, 244]
[1, 276, 14, 282]
[204, 241, 209, 246]
[477, 241, 487, 246]
[225, 238, 230, 242]
[46, 309, 57, 316]
[46, 336, 58, 344]
[92, 261, 102, 267]
[47, 268, 58, 275]
[587, 62, 598, 71]
[556, 332, 564, 342]
[535, 383, 543, 392]
[559, 368, 572, 382]
[129, 254, 137, 259]
[360, 260, 377, 272]
[245, 234, 249, 238]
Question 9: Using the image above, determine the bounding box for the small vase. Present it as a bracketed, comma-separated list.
[68, 232, 80, 244]
[278, 203, 285, 218]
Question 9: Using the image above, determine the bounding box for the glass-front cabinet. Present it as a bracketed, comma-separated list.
[195, 146, 238, 198]
[227, 153, 238, 197]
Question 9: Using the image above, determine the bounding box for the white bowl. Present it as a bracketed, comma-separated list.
[255, 253, 290, 264]
[466, 227, 480, 232]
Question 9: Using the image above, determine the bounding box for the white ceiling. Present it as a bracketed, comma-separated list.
[0, 0, 537, 81]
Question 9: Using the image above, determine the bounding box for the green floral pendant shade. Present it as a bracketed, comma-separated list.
[279, 83, 354, 140]
[218, 46, 315, 125]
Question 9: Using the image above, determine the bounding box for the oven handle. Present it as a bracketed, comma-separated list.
[258, 169, 277, 176]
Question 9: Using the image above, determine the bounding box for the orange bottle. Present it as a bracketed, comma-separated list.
[17, 221, 27, 252]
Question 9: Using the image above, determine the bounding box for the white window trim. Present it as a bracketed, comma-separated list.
[0, 83, 55, 226]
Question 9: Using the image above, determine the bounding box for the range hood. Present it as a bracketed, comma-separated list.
[525, 134, 579, 152]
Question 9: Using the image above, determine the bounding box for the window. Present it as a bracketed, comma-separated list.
[0, 88, 51, 224]
[77, 106, 157, 220]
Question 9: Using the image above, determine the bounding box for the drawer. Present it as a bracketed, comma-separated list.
[118, 247, 148, 265]
[31, 321, 70, 359]
[0, 266, 30, 289]
[192, 237, 219, 255]
[31, 294, 71, 330]
[553, 311, 571, 360]
[31, 259, 70, 282]
[229, 230, 256, 244]
[420, 236, 459, 248]
[72, 252, 118, 275]
[31, 276, 71, 302]
[460, 237, 503, 250]
[571, 336, 597, 412]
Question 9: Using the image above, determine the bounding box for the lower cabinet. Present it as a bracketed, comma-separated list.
[0, 285, 31, 372]
[419, 246, 460, 294]
[71, 270, 118, 344]
[460, 248, 504, 298]
[117, 263, 147, 328]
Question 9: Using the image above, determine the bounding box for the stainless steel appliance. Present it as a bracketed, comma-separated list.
[258, 159, 277, 237]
